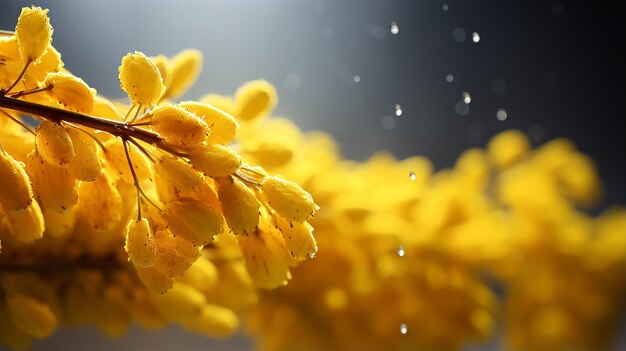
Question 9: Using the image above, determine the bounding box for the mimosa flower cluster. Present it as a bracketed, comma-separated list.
[0, 7, 317, 350]
[236, 116, 626, 350]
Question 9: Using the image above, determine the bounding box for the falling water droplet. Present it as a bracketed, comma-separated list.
[395, 104, 403, 117]
[397, 245, 405, 257]
[472, 32, 481, 43]
[445, 74, 454, 83]
[463, 92, 472, 104]
[497, 108, 508, 121]
[409, 171, 416, 181]
[390, 21, 399, 35]
[442, 4, 450, 11]
[353, 75, 361, 83]
[400, 323, 408, 334]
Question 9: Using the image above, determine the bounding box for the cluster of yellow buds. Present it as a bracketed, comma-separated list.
[238, 115, 626, 349]
[0, 7, 318, 350]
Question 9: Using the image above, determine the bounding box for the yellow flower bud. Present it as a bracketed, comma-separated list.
[150, 104, 208, 147]
[92, 95, 123, 121]
[125, 218, 157, 268]
[103, 138, 151, 184]
[487, 129, 530, 169]
[162, 197, 224, 246]
[262, 175, 318, 222]
[64, 127, 101, 181]
[0, 57, 21, 89]
[43, 72, 96, 113]
[35, 121, 74, 166]
[118, 51, 165, 105]
[76, 172, 122, 231]
[238, 227, 291, 289]
[26, 150, 78, 213]
[235, 80, 278, 122]
[152, 229, 200, 278]
[179, 101, 239, 145]
[0, 144, 33, 211]
[155, 154, 205, 194]
[167, 49, 203, 99]
[179, 258, 219, 292]
[557, 153, 602, 207]
[136, 266, 174, 294]
[150, 54, 171, 88]
[275, 215, 317, 260]
[152, 282, 205, 323]
[25, 46, 63, 88]
[247, 137, 295, 168]
[189, 143, 242, 178]
[217, 176, 260, 235]
[15, 6, 53, 63]
[188, 304, 239, 338]
[5, 295, 57, 338]
[4, 200, 45, 243]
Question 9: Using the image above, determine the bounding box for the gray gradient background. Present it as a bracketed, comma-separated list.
[1, 1, 625, 350]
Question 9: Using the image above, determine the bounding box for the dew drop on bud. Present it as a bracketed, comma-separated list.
[397, 245, 405, 257]
[409, 172, 416, 181]
[400, 323, 408, 334]
[390, 21, 399, 35]
[394, 104, 403, 117]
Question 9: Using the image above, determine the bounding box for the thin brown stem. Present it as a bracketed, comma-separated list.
[0, 108, 35, 135]
[123, 139, 143, 221]
[2, 59, 32, 95]
[234, 171, 262, 188]
[9, 84, 53, 99]
[128, 137, 156, 163]
[64, 122, 107, 152]
[123, 138, 163, 213]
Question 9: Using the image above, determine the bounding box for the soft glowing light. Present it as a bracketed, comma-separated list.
[497, 109, 508, 121]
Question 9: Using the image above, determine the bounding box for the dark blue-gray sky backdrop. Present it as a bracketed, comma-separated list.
[1, 1, 625, 350]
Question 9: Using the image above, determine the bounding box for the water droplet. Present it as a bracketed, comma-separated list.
[445, 74, 454, 83]
[442, 4, 450, 11]
[397, 245, 405, 257]
[382, 115, 396, 130]
[453, 28, 467, 42]
[472, 32, 481, 43]
[390, 21, 399, 35]
[409, 172, 416, 181]
[353, 75, 361, 83]
[497, 109, 508, 121]
[400, 323, 408, 334]
[394, 104, 403, 117]
[308, 252, 317, 259]
[455, 101, 470, 116]
[462, 92, 472, 104]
